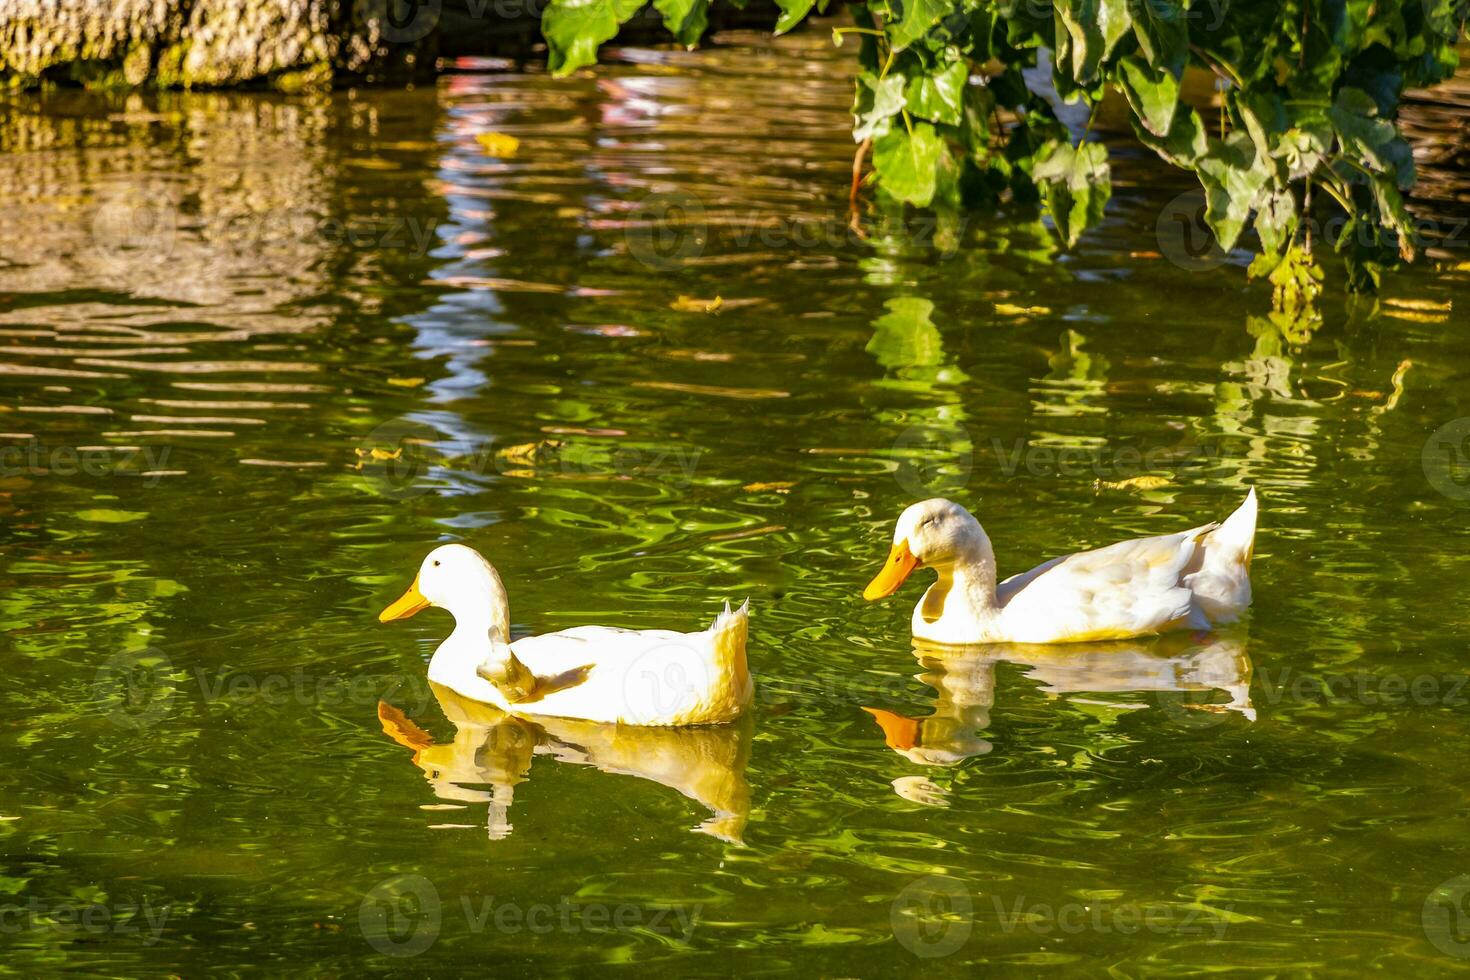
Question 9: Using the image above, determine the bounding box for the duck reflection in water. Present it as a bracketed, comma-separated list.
[378, 682, 752, 843]
[864, 632, 1254, 805]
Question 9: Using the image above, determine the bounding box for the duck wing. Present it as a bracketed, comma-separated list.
[510, 626, 693, 675]
[487, 604, 750, 726]
[996, 526, 1215, 642]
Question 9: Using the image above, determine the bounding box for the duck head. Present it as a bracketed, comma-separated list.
[863, 498, 992, 600]
[380, 543, 510, 635]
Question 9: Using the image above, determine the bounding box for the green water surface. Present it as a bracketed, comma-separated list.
[3, 28, 1470, 977]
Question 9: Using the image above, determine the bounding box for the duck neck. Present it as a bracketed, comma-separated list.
[920, 532, 1000, 629]
[436, 568, 512, 673]
[447, 603, 509, 645]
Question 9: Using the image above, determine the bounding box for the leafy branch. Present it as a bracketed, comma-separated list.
[540, 0, 1469, 293]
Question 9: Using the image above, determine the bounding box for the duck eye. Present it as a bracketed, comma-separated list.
[432, 560, 441, 567]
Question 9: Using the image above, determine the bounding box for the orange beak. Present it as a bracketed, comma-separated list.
[379, 574, 431, 622]
[864, 539, 920, 600]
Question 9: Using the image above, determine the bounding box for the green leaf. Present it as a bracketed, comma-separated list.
[1421, 0, 1466, 39]
[1332, 85, 1381, 117]
[1273, 107, 1332, 180]
[1196, 132, 1269, 251]
[1033, 139, 1111, 247]
[653, 0, 708, 47]
[1130, 104, 1207, 167]
[1327, 86, 1415, 188]
[853, 72, 906, 142]
[542, 0, 647, 76]
[1132, 0, 1188, 76]
[1370, 172, 1417, 260]
[1233, 90, 1286, 168]
[1054, 0, 1131, 84]
[987, 64, 1031, 112]
[773, 0, 814, 35]
[960, 83, 996, 158]
[873, 121, 950, 206]
[1252, 184, 1299, 259]
[887, 0, 949, 52]
[1297, 8, 1350, 100]
[1098, 0, 1132, 61]
[904, 58, 968, 126]
[1004, 99, 1070, 182]
[1052, 0, 1097, 83]
[961, 6, 998, 62]
[1116, 55, 1179, 137]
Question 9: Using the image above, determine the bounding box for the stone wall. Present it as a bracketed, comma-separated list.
[0, 0, 784, 89]
[0, 0, 433, 89]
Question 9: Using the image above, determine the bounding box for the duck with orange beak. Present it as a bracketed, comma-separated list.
[864, 493, 1257, 645]
[380, 544, 752, 726]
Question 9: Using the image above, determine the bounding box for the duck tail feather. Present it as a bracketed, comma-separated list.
[1215, 488, 1258, 566]
[708, 599, 750, 688]
[710, 598, 750, 633]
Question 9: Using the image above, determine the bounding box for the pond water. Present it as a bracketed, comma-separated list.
[3, 26, 1470, 976]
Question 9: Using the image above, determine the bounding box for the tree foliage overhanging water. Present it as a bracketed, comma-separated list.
[545, 0, 1470, 295]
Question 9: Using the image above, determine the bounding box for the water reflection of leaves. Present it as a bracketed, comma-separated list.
[866, 298, 944, 373]
[866, 297, 972, 498]
[1037, 328, 1111, 419]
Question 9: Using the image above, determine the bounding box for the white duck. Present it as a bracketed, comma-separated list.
[864, 490, 1257, 644]
[380, 544, 752, 726]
